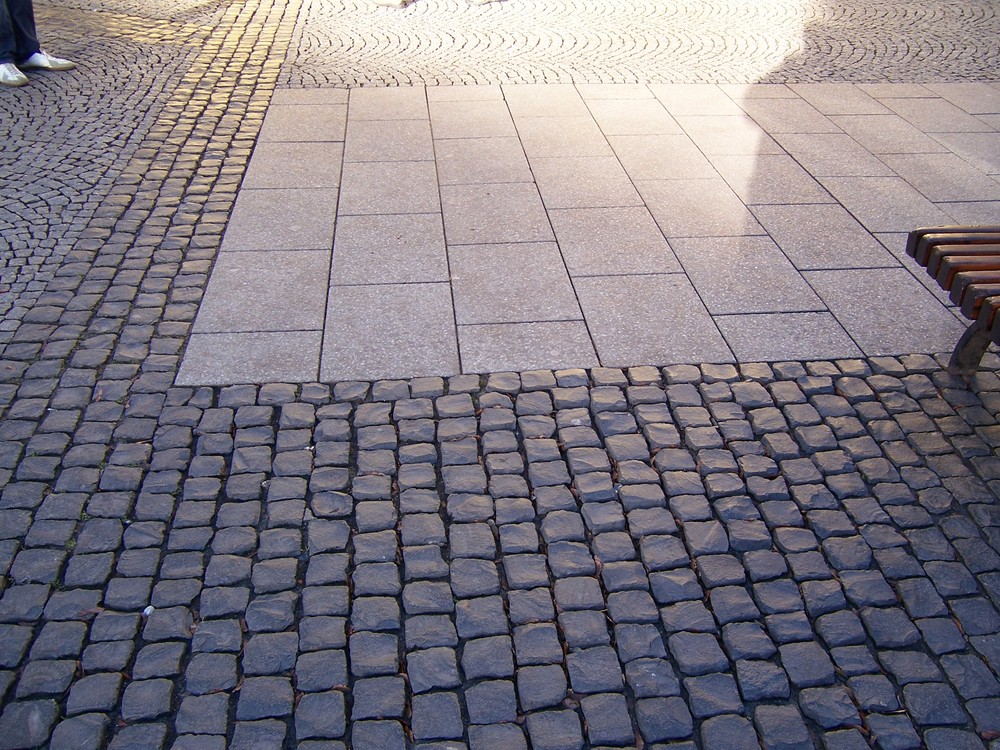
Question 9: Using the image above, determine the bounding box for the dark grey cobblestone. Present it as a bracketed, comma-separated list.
[54, 351, 1000, 750]
[135, 355, 995, 746]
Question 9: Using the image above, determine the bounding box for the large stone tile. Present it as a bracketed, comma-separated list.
[332, 214, 447, 284]
[584, 98, 681, 135]
[880, 97, 994, 133]
[177, 331, 321, 385]
[944, 201, 1000, 225]
[242, 142, 344, 189]
[879, 153, 1000, 202]
[270, 90, 348, 105]
[502, 84, 590, 117]
[194, 250, 330, 333]
[435, 137, 533, 185]
[338, 161, 440, 215]
[923, 83, 1000, 116]
[716, 312, 862, 361]
[576, 84, 654, 100]
[817, 176, 952, 233]
[673, 115, 784, 155]
[708, 154, 833, 205]
[321, 283, 459, 381]
[751, 204, 898, 270]
[857, 83, 934, 99]
[449, 242, 582, 324]
[609, 134, 717, 180]
[829, 115, 948, 154]
[514, 116, 613, 158]
[876, 232, 964, 307]
[458, 321, 598, 373]
[804, 268, 968, 355]
[787, 84, 891, 115]
[440, 183, 553, 244]
[426, 83, 503, 102]
[637, 178, 764, 238]
[772, 133, 895, 177]
[344, 119, 434, 162]
[258, 105, 347, 142]
[530, 156, 643, 209]
[549, 206, 681, 276]
[220, 188, 338, 251]
[429, 100, 517, 139]
[736, 98, 841, 133]
[348, 86, 428, 120]
[671, 236, 825, 314]
[575, 275, 733, 366]
[426, 85, 503, 101]
[721, 84, 799, 100]
[648, 84, 744, 116]
[930, 132, 1000, 175]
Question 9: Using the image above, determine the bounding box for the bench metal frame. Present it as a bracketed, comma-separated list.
[906, 226, 1000, 376]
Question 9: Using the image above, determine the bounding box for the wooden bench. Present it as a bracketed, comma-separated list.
[906, 225, 1000, 375]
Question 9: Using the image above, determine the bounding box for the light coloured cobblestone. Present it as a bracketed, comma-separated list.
[284, 0, 1000, 86]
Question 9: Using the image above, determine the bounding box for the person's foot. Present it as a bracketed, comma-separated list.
[20, 51, 76, 71]
[0, 63, 28, 87]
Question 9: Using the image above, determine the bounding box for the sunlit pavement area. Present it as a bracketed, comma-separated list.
[1, 1, 1000, 748]
[182, 82, 994, 383]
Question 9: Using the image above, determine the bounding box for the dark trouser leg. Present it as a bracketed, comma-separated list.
[0, 1, 17, 64]
[0, 0, 39, 65]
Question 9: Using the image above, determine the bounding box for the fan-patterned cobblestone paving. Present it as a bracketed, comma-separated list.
[285, 0, 1000, 86]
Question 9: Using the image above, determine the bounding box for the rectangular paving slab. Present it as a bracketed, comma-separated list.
[574, 274, 734, 365]
[184, 82, 998, 384]
[321, 282, 460, 381]
[331, 214, 448, 284]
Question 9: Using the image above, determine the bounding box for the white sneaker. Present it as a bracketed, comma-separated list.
[20, 51, 76, 71]
[0, 63, 28, 87]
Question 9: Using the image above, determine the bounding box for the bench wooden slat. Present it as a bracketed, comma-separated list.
[927, 243, 1000, 277]
[936, 252, 1000, 291]
[916, 233, 1000, 267]
[907, 226, 1000, 264]
[957, 280, 1000, 317]
[904, 226, 1000, 376]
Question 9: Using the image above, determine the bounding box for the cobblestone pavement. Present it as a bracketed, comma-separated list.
[285, 0, 1000, 86]
[0, 0, 211, 339]
[7, 356, 1000, 750]
[1, 0, 1000, 749]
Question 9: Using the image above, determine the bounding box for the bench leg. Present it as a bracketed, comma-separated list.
[949, 321, 992, 376]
